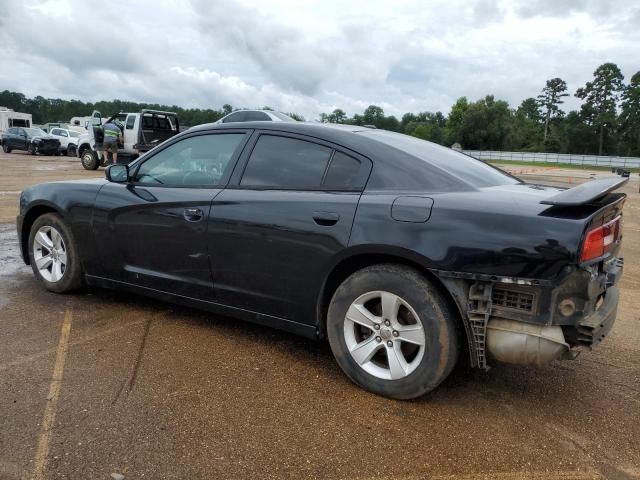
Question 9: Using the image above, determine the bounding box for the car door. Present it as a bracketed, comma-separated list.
[92, 130, 250, 300]
[5, 128, 17, 148]
[208, 132, 372, 325]
[17, 128, 28, 149]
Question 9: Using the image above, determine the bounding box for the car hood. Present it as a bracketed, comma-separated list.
[29, 134, 57, 141]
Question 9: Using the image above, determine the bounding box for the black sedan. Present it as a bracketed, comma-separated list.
[2, 127, 61, 155]
[16, 122, 626, 399]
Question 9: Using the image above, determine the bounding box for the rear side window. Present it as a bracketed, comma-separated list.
[241, 135, 332, 188]
[323, 152, 367, 189]
[244, 111, 271, 121]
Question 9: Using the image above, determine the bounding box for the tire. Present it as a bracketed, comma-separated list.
[2, 143, 10, 153]
[67, 144, 76, 157]
[55, 149, 61, 156]
[80, 149, 99, 170]
[327, 264, 459, 399]
[28, 143, 36, 155]
[28, 213, 83, 293]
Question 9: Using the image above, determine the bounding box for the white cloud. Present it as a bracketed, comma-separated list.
[0, 0, 638, 120]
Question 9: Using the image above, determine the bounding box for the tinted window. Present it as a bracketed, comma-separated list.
[241, 135, 332, 188]
[244, 111, 271, 121]
[50, 129, 59, 135]
[222, 112, 246, 123]
[271, 112, 295, 121]
[126, 115, 135, 130]
[358, 130, 519, 189]
[9, 119, 30, 128]
[135, 134, 245, 186]
[323, 152, 366, 189]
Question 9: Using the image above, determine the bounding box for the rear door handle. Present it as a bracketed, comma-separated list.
[312, 211, 340, 226]
[183, 208, 204, 222]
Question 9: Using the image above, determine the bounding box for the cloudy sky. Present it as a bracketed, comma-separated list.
[1, 0, 639, 119]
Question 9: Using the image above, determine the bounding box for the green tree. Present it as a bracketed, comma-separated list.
[458, 95, 512, 150]
[222, 104, 233, 115]
[327, 108, 347, 123]
[362, 105, 385, 128]
[575, 63, 624, 155]
[444, 97, 469, 146]
[537, 78, 568, 144]
[619, 71, 640, 156]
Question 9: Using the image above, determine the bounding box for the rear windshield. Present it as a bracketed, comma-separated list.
[358, 130, 519, 188]
[271, 112, 295, 121]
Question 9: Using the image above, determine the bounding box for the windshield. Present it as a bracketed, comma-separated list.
[25, 128, 47, 136]
[358, 130, 519, 188]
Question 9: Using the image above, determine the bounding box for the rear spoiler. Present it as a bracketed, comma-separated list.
[540, 176, 628, 206]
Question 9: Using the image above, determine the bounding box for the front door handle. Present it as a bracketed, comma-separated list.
[183, 208, 204, 222]
[312, 211, 340, 226]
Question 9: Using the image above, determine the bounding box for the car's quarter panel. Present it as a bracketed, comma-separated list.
[91, 183, 221, 300]
[350, 184, 586, 282]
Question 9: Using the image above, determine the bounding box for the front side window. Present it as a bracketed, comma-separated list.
[126, 115, 136, 130]
[241, 135, 332, 188]
[134, 133, 245, 186]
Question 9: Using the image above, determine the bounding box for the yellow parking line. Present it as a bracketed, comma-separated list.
[31, 310, 72, 480]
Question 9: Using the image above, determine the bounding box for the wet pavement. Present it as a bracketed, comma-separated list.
[1, 153, 639, 479]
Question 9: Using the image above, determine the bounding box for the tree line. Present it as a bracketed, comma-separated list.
[1, 61, 639, 156]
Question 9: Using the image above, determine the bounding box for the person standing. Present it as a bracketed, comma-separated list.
[101, 119, 122, 165]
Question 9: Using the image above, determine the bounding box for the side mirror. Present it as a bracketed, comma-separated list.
[105, 164, 129, 183]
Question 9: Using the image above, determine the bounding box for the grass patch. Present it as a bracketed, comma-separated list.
[487, 159, 635, 172]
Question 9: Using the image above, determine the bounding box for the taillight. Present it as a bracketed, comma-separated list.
[580, 216, 621, 262]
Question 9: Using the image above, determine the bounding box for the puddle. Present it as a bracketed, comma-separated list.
[0, 224, 28, 278]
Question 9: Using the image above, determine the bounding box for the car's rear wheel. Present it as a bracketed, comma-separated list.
[2, 143, 10, 153]
[327, 264, 459, 399]
[80, 149, 99, 170]
[28, 213, 83, 293]
[28, 144, 36, 155]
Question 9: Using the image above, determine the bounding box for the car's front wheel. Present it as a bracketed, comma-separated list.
[28, 213, 83, 293]
[80, 149, 99, 170]
[28, 143, 36, 155]
[2, 143, 10, 153]
[327, 264, 459, 399]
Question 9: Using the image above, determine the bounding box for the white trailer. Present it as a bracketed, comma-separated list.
[0, 107, 32, 135]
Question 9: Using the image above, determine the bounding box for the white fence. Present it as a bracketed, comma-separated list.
[463, 150, 640, 169]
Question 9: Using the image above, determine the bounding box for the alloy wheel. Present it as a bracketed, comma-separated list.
[32, 225, 67, 282]
[344, 291, 426, 380]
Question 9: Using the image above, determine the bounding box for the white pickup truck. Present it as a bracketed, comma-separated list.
[76, 109, 180, 170]
[48, 128, 81, 156]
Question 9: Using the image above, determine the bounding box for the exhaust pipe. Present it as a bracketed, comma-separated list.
[486, 319, 572, 366]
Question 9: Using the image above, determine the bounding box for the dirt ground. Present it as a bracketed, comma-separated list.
[1, 152, 639, 480]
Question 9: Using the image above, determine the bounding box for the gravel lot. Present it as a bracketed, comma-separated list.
[1, 152, 639, 480]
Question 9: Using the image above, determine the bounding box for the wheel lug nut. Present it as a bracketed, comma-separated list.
[387, 341, 393, 347]
[392, 331, 399, 337]
[374, 324, 380, 330]
[384, 320, 390, 326]
[375, 336, 382, 343]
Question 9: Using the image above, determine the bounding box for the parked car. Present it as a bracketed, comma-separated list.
[17, 122, 626, 399]
[76, 109, 179, 170]
[49, 128, 80, 156]
[215, 109, 296, 124]
[1, 127, 61, 155]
